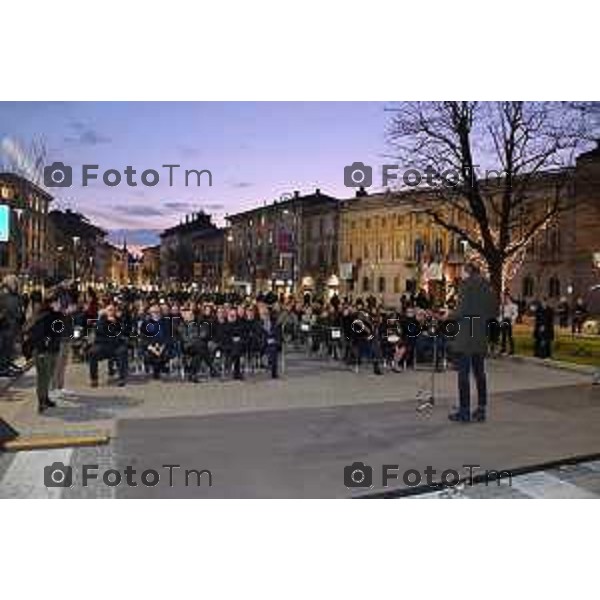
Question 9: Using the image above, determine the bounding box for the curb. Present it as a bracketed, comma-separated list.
[507, 354, 597, 375]
[1, 433, 110, 452]
[357, 451, 600, 499]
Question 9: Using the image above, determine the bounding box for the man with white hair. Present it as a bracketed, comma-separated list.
[0, 274, 24, 376]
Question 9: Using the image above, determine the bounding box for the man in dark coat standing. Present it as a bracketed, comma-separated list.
[0, 275, 24, 376]
[448, 263, 498, 423]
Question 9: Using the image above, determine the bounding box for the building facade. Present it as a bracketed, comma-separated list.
[224, 189, 340, 297]
[141, 244, 161, 286]
[338, 189, 463, 306]
[48, 209, 108, 284]
[160, 212, 224, 290]
[0, 173, 53, 280]
[336, 144, 600, 310]
[510, 142, 600, 310]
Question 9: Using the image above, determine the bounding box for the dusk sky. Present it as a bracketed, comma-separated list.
[0, 102, 392, 247]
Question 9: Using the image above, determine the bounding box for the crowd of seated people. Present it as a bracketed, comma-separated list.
[66, 290, 286, 386]
[24, 284, 464, 396]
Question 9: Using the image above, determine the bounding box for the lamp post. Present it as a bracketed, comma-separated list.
[13, 207, 24, 274]
[72, 236, 80, 281]
[88, 255, 94, 286]
[55, 246, 64, 280]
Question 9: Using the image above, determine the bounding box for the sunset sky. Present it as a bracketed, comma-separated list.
[0, 102, 391, 246]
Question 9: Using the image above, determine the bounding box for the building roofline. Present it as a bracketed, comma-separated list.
[226, 190, 339, 222]
[0, 172, 54, 202]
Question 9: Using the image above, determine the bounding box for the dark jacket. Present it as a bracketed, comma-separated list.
[223, 320, 245, 353]
[534, 306, 555, 341]
[0, 290, 23, 334]
[259, 316, 282, 348]
[95, 315, 129, 348]
[450, 274, 498, 356]
[27, 309, 62, 355]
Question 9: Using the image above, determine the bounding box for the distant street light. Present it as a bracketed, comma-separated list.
[72, 236, 80, 280]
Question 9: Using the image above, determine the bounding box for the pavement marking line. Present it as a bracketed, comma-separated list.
[513, 471, 599, 499]
[2, 434, 109, 452]
[0, 447, 73, 499]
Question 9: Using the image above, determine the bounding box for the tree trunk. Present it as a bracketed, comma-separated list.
[487, 256, 503, 307]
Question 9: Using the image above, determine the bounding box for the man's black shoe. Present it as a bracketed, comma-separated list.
[39, 397, 57, 413]
[471, 407, 486, 422]
[117, 379, 126, 387]
[448, 411, 470, 423]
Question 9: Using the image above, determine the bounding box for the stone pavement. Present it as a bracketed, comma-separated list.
[0, 352, 595, 438]
[0, 352, 599, 498]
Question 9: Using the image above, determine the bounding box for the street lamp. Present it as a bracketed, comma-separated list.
[13, 207, 25, 273]
[72, 236, 80, 280]
[88, 255, 94, 285]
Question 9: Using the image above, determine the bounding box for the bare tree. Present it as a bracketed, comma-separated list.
[0, 135, 47, 185]
[387, 101, 597, 298]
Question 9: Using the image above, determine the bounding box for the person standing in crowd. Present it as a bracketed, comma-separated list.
[22, 291, 62, 412]
[50, 284, 77, 401]
[0, 274, 24, 377]
[448, 262, 498, 423]
[499, 291, 518, 355]
[223, 308, 245, 380]
[572, 297, 587, 334]
[415, 288, 430, 310]
[533, 298, 555, 359]
[330, 292, 340, 311]
[370, 311, 385, 375]
[556, 296, 570, 329]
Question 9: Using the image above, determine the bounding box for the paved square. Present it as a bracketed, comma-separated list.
[1, 353, 599, 498]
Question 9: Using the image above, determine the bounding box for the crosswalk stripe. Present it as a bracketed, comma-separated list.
[0, 448, 73, 499]
[583, 460, 600, 473]
[513, 471, 598, 499]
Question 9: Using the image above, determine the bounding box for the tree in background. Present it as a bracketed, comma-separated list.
[387, 101, 598, 298]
